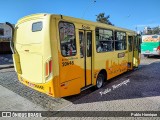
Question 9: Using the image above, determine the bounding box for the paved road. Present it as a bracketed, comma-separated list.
[0, 84, 45, 111]
[62, 60, 160, 111]
[0, 54, 160, 119]
[0, 54, 13, 65]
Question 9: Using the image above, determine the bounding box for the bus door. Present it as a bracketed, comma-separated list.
[133, 36, 140, 67]
[79, 30, 92, 88]
[128, 36, 134, 70]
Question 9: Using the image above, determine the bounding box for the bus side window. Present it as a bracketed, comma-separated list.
[115, 32, 126, 50]
[59, 22, 77, 57]
[79, 32, 84, 58]
[128, 36, 133, 52]
[96, 28, 114, 52]
[138, 36, 142, 52]
[87, 32, 92, 57]
[135, 36, 141, 52]
[134, 36, 138, 51]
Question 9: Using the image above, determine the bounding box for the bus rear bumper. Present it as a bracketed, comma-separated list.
[141, 51, 160, 56]
[17, 74, 59, 97]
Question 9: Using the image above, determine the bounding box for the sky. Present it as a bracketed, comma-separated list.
[1, 0, 160, 31]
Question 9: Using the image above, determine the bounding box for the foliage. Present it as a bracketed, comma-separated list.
[144, 26, 160, 35]
[96, 13, 114, 26]
[152, 26, 160, 34]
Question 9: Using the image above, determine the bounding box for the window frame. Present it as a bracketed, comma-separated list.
[134, 35, 139, 51]
[79, 31, 84, 58]
[128, 36, 133, 52]
[95, 27, 114, 53]
[59, 21, 77, 57]
[114, 31, 127, 51]
[87, 32, 92, 57]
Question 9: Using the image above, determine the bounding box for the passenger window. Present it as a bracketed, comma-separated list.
[134, 36, 138, 51]
[59, 22, 76, 57]
[87, 32, 92, 57]
[128, 36, 133, 52]
[115, 32, 126, 50]
[96, 28, 114, 53]
[79, 32, 84, 58]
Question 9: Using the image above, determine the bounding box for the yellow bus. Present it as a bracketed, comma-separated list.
[7, 13, 141, 97]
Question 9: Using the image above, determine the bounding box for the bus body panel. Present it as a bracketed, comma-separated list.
[141, 42, 160, 55]
[58, 52, 82, 97]
[56, 18, 96, 97]
[14, 14, 60, 96]
[15, 16, 46, 83]
[56, 18, 82, 97]
[19, 52, 43, 83]
[141, 35, 160, 56]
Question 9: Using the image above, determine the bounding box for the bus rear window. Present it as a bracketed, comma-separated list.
[152, 36, 158, 38]
[32, 22, 43, 32]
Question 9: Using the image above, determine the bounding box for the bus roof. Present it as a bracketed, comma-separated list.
[17, 13, 136, 34]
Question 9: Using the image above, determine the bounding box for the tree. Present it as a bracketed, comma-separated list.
[152, 26, 160, 34]
[143, 26, 160, 35]
[96, 13, 113, 25]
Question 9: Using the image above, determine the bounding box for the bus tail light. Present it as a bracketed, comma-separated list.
[49, 60, 52, 74]
[45, 59, 52, 77]
[157, 46, 160, 51]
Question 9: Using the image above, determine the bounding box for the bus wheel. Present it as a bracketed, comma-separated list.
[96, 73, 104, 89]
[144, 55, 148, 58]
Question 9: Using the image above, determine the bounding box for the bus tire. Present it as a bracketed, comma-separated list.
[144, 55, 148, 58]
[96, 73, 105, 89]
